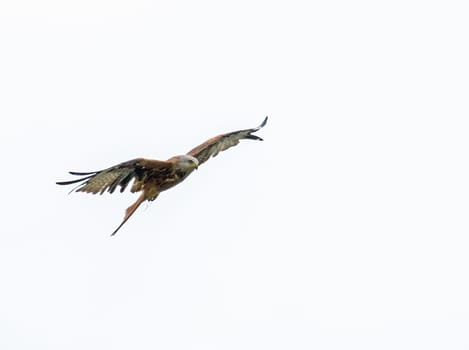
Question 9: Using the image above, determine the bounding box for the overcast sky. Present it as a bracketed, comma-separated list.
[1, 1, 468, 349]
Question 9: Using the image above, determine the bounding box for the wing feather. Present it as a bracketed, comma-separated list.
[187, 116, 267, 166]
[56, 158, 173, 195]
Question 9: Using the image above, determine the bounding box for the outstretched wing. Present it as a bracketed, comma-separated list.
[56, 158, 173, 195]
[187, 116, 267, 166]
[57, 158, 172, 235]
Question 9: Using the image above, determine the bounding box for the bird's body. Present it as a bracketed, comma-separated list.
[57, 117, 267, 235]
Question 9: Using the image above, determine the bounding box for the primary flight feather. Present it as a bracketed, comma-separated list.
[57, 117, 267, 235]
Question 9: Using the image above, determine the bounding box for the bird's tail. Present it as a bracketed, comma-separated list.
[111, 191, 150, 236]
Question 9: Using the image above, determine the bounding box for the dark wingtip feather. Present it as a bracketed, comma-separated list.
[245, 135, 263, 141]
[57, 179, 84, 185]
[56, 174, 94, 186]
[69, 171, 98, 175]
[245, 117, 267, 140]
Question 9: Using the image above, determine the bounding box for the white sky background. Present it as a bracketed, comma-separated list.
[1, 0, 468, 349]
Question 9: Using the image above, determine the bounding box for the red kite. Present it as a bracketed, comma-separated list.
[57, 117, 267, 235]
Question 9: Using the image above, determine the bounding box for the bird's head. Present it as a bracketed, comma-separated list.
[170, 154, 199, 171]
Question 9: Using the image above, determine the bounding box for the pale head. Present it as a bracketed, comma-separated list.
[169, 154, 199, 171]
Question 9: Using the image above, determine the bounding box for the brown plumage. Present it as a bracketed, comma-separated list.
[57, 117, 267, 235]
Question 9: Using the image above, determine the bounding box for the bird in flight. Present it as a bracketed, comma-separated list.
[57, 117, 267, 235]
